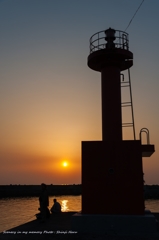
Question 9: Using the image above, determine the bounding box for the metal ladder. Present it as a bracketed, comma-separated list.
[121, 68, 136, 140]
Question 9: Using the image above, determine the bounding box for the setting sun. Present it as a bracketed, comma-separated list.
[62, 161, 68, 167]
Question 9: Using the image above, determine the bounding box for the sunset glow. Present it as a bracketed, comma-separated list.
[0, 1, 159, 185]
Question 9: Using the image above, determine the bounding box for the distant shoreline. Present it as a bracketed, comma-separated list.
[0, 184, 81, 198]
[0, 184, 159, 199]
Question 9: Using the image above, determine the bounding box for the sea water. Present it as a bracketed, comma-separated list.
[0, 196, 158, 233]
[0, 195, 81, 233]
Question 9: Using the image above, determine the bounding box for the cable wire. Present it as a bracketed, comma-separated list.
[125, 0, 145, 32]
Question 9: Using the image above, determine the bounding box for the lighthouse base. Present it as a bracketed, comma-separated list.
[71, 212, 159, 236]
[82, 140, 144, 215]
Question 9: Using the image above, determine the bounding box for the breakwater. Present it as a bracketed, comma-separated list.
[0, 184, 159, 199]
[0, 184, 81, 198]
[144, 185, 159, 199]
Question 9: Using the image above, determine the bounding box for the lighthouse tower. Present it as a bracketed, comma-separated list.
[72, 28, 157, 236]
[81, 28, 155, 215]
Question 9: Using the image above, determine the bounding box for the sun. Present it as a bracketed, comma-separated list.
[62, 161, 68, 167]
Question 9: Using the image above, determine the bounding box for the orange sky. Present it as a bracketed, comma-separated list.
[0, 0, 159, 185]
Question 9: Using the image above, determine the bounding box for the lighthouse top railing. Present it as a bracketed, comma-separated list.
[89, 29, 129, 54]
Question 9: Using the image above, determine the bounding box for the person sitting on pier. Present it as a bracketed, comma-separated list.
[50, 198, 61, 213]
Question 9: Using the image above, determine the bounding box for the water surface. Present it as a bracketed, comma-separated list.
[0, 195, 81, 232]
[0, 196, 158, 233]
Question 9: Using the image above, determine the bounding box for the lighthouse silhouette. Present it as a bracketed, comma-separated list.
[72, 28, 158, 235]
[81, 28, 155, 215]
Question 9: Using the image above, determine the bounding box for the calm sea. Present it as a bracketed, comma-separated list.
[0, 196, 158, 233]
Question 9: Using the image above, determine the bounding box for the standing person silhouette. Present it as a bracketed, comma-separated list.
[39, 183, 49, 222]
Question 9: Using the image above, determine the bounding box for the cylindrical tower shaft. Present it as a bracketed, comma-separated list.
[88, 28, 133, 141]
[101, 66, 122, 141]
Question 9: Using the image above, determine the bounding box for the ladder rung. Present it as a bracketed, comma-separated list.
[122, 105, 132, 107]
[121, 81, 129, 84]
[121, 102, 132, 107]
[122, 123, 133, 127]
[121, 85, 130, 88]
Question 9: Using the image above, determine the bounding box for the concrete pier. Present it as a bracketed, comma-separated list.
[72, 212, 159, 236]
[0, 212, 159, 239]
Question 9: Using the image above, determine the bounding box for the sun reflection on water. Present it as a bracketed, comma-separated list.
[61, 200, 68, 212]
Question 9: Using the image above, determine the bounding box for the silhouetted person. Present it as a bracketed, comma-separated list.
[50, 198, 61, 213]
[39, 183, 49, 221]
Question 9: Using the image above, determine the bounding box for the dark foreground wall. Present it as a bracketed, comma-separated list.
[0, 184, 158, 199]
[0, 184, 81, 198]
